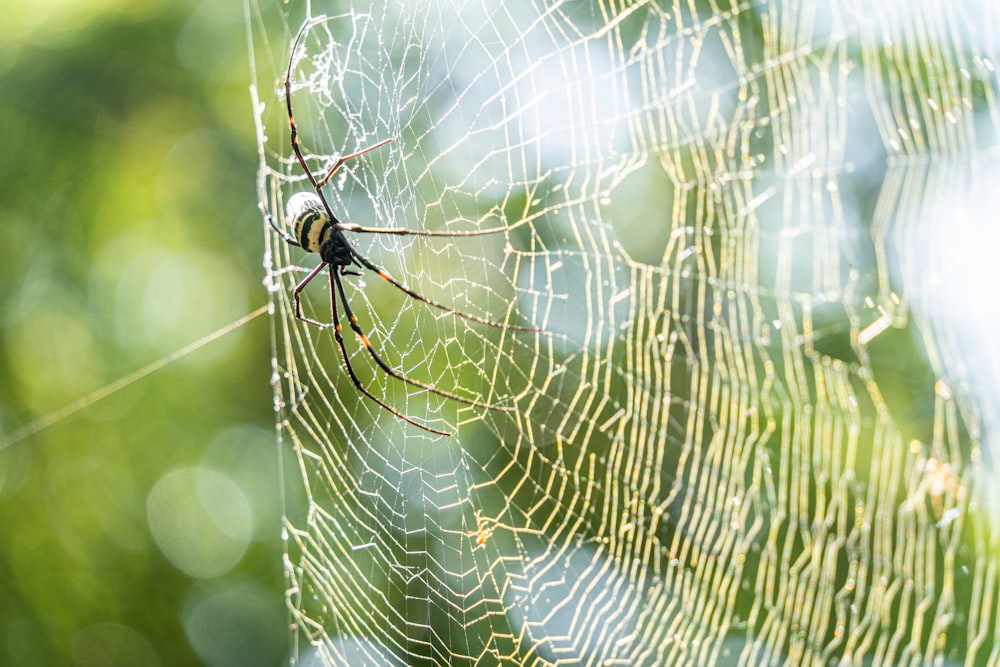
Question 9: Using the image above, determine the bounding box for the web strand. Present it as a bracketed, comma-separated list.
[0, 305, 270, 451]
[256, 3, 998, 665]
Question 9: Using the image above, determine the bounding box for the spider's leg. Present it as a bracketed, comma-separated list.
[317, 138, 393, 188]
[328, 271, 452, 436]
[337, 222, 512, 237]
[285, 37, 322, 192]
[333, 271, 514, 412]
[347, 246, 540, 332]
[267, 213, 300, 247]
[284, 41, 389, 216]
[293, 262, 331, 329]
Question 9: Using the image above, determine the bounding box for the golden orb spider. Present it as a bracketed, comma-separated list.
[269, 21, 535, 436]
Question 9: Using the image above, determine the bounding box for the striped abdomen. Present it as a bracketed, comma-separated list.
[285, 192, 333, 253]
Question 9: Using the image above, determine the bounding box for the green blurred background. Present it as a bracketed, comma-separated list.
[0, 1, 289, 664]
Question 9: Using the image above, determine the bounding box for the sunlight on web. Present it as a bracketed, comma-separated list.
[250, 0, 1000, 664]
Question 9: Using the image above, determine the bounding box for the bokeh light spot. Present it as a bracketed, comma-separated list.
[146, 466, 251, 579]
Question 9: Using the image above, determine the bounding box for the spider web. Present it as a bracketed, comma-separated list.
[250, 0, 1000, 664]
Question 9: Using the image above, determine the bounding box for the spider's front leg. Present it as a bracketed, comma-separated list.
[316, 138, 393, 188]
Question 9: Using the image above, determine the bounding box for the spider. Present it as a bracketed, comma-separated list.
[269, 21, 536, 436]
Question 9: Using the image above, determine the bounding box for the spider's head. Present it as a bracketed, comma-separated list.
[285, 192, 332, 253]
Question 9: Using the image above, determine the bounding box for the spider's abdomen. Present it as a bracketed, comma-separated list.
[286, 192, 332, 253]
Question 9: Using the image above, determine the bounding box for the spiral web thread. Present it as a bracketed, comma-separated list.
[250, 0, 1000, 664]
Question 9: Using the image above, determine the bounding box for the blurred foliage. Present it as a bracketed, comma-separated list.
[0, 1, 286, 665]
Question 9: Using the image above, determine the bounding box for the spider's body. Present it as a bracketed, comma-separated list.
[271, 20, 537, 435]
[285, 192, 352, 266]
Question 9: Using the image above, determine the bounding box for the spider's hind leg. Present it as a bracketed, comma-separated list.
[328, 271, 453, 436]
[292, 262, 332, 329]
[346, 246, 540, 333]
[332, 271, 515, 413]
